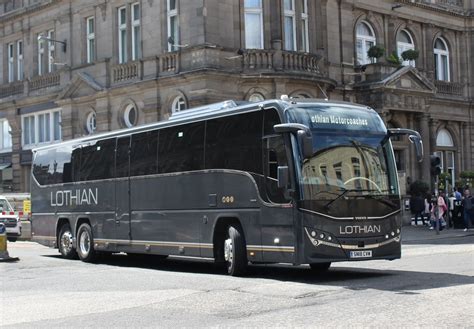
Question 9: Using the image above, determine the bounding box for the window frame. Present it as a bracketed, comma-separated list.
[355, 20, 376, 65]
[86, 16, 95, 64]
[17, 40, 23, 80]
[38, 34, 45, 76]
[47, 29, 55, 73]
[118, 6, 128, 64]
[167, 0, 179, 52]
[0, 119, 12, 152]
[123, 104, 138, 128]
[397, 30, 415, 67]
[283, 0, 297, 51]
[21, 108, 62, 148]
[434, 37, 450, 82]
[7, 42, 14, 83]
[301, 0, 309, 53]
[244, 0, 264, 49]
[131, 2, 141, 61]
[86, 111, 97, 134]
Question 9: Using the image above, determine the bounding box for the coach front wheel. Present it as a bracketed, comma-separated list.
[223, 225, 247, 276]
[58, 224, 77, 259]
[77, 223, 96, 262]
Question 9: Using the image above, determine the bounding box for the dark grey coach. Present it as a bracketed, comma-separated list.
[31, 97, 422, 276]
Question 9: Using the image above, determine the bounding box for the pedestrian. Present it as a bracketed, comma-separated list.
[461, 189, 473, 232]
[430, 192, 447, 230]
[424, 193, 432, 226]
[411, 193, 424, 226]
[453, 187, 462, 201]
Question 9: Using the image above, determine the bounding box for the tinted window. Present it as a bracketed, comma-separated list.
[116, 137, 130, 178]
[79, 139, 115, 181]
[264, 108, 281, 136]
[158, 122, 205, 173]
[205, 111, 263, 174]
[33, 148, 74, 185]
[33, 150, 53, 185]
[130, 131, 158, 176]
[263, 135, 290, 203]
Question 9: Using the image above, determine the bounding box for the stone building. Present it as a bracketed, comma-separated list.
[0, 0, 472, 193]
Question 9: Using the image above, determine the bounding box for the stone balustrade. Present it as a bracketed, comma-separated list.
[157, 53, 179, 75]
[435, 80, 464, 96]
[28, 72, 60, 91]
[112, 61, 142, 83]
[242, 49, 321, 74]
[243, 50, 274, 70]
[0, 81, 24, 98]
[281, 51, 320, 73]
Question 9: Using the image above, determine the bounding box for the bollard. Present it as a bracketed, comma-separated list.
[0, 223, 19, 262]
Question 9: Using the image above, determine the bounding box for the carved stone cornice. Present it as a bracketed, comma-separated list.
[0, 0, 62, 24]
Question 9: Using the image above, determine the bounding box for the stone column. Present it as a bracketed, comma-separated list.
[461, 122, 470, 172]
[418, 113, 431, 184]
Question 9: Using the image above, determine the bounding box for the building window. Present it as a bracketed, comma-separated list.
[123, 104, 138, 127]
[118, 6, 127, 63]
[171, 96, 187, 113]
[22, 109, 62, 147]
[8, 43, 14, 83]
[0, 119, 12, 152]
[248, 93, 264, 102]
[283, 0, 296, 51]
[17, 40, 23, 80]
[436, 129, 455, 187]
[301, 0, 309, 52]
[244, 0, 263, 49]
[397, 30, 415, 66]
[131, 3, 141, 60]
[47, 30, 55, 73]
[355, 21, 376, 65]
[38, 34, 45, 76]
[86, 111, 97, 134]
[434, 37, 450, 82]
[86, 17, 95, 63]
[167, 0, 179, 51]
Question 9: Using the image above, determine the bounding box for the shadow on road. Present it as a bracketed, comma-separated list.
[43, 253, 474, 294]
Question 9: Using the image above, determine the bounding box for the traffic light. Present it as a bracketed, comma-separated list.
[430, 155, 441, 176]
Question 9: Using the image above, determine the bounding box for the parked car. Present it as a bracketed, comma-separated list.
[0, 196, 21, 242]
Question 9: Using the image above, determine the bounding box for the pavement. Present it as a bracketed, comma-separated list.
[402, 223, 474, 243]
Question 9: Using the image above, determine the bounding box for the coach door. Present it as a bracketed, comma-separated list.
[115, 136, 131, 242]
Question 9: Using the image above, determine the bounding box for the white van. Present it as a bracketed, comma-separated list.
[0, 197, 21, 242]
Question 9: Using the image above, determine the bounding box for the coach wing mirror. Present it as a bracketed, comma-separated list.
[274, 123, 313, 159]
[277, 166, 289, 189]
[388, 128, 424, 163]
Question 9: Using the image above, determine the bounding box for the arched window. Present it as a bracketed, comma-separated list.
[171, 95, 187, 113]
[123, 104, 138, 128]
[434, 37, 450, 81]
[355, 21, 376, 65]
[85, 111, 97, 134]
[436, 128, 455, 187]
[248, 93, 265, 102]
[397, 30, 415, 66]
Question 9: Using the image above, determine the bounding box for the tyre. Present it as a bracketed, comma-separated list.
[224, 225, 247, 276]
[7, 237, 17, 242]
[309, 262, 331, 272]
[76, 223, 96, 262]
[58, 224, 77, 259]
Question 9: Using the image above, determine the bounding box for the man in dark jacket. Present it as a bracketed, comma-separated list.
[411, 193, 425, 226]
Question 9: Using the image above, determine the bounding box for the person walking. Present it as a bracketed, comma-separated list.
[462, 189, 473, 232]
[424, 193, 432, 226]
[430, 192, 447, 231]
[411, 193, 424, 226]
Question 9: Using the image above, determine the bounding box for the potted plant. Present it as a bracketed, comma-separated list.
[386, 51, 402, 66]
[401, 49, 419, 65]
[367, 45, 385, 63]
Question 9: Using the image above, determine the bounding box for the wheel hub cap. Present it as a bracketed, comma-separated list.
[79, 232, 90, 256]
[61, 232, 73, 253]
[224, 238, 233, 263]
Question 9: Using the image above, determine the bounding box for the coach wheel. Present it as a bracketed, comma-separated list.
[7, 237, 17, 242]
[309, 262, 331, 272]
[58, 224, 77, 259]
[223, 225, 247, 276]
[77, 223, 96, 262]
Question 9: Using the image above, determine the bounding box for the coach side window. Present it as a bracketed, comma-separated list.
[205, 111, 263, 175]
[130, 131, 158, 176]
[80, 139, 115, 181]
[158, 122, 205, 174]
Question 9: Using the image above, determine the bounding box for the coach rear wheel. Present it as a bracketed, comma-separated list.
[77, 223, 96, 262]
[224, 225, 247, 276]
[309, 262, 331, 272]
[58, 224, 77, 259]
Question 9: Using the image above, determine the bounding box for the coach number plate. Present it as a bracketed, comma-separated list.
[350, 250, 372, 258]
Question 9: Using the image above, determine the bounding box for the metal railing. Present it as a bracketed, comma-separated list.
[435, 80, 464, 96]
